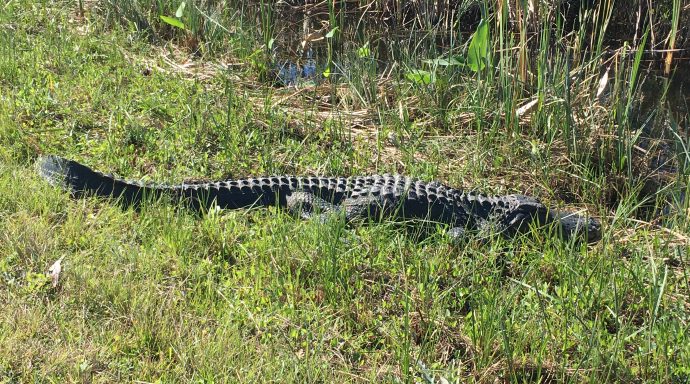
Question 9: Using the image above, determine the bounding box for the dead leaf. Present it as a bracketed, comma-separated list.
[47, 256, 65, 288]
[516, 97, 539, 117]
[596, 68, 609, 99]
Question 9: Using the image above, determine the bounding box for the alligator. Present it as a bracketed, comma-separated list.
[36, 155, 602, 243]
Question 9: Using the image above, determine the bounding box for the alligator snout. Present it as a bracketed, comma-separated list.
[550, 210, 602, 243]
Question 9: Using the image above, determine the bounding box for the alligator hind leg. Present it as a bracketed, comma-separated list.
[446, 227, 468, 244]
[446, 225, 497, 245]
[341, 194, 394, 222]
[286, 191, 358, 245]
[286, 192, 342, 221]
[446, 216, 499, 244]
[286, 191, 394, 224]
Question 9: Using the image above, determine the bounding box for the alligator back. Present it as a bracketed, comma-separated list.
[38, 155, 488, 223]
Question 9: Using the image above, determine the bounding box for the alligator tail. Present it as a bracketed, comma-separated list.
[36, 155, 163, 208]
[36, 155, 275, 211]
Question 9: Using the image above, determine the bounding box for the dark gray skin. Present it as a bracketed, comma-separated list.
[37, 155, 601, 243]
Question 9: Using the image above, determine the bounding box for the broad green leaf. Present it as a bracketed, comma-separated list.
[323, 66, 331, 78]
[160, 15, 185, 30]
[405, 69, 435, 85]
[358, 42, 370, 58]
[175, 1, 186, 18]
[422, 57, 464, 66]
[325, 27, 339, 39]
[467, 19, 489, 71]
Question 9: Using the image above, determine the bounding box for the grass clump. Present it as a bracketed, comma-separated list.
[1, 0, 689, 382]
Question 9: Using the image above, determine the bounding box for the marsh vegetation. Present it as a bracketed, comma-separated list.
[0, 0, 689, 382]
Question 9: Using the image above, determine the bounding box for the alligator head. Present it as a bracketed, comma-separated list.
[549, 210, 602, 243]
[501, 195, 601, 243]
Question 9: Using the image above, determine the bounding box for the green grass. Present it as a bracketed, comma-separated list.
[1, 0, 689, 382]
